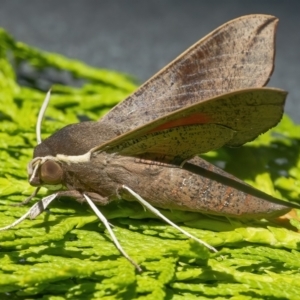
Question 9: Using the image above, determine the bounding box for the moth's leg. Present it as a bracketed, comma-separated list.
[11, 187, 41, 206]
[57, 190, 111, 206]
[121, 185, 217, 253]
[28, 193, 59, 219]
[0, 193, 58, 231]
[83, 193, 142, 272]
[85, 192, 112, 206]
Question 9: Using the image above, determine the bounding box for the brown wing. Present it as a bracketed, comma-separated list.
[91, 88, 286, 164]
[99, 15, 278, 136]
[111, 124, 234, 163]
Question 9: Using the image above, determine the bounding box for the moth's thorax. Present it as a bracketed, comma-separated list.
[27, 151, 107, 193]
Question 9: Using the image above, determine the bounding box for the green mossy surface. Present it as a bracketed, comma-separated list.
[0, 28, 300, 299]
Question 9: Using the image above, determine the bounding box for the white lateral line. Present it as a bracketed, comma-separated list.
[83, 193, 142, 272]
[122, 185, 217, 253]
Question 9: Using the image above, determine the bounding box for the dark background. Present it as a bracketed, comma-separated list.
[1, 0, 299, 123]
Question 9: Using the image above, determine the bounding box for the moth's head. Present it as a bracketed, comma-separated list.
[27, 157, 64, 189]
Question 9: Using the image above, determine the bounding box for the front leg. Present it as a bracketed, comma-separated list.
[57, 190, 112, 206]
[0, 190, 112, 232]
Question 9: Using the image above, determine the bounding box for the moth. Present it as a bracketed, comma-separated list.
[1, 14, 295, 271]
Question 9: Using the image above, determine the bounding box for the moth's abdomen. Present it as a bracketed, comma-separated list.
[110, 156, 290, 219]
[58, 152, 289, 219]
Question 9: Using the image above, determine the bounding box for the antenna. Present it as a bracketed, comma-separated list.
[36, 89, 52, 144]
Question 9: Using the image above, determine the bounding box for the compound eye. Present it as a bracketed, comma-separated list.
[39, 160, 63, 185]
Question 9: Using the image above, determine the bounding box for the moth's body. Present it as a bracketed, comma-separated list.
[62, 153, 289, 218]
[33, 121, 290, 219]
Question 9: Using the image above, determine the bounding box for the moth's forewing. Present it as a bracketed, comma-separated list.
[91, 88, 286, 163]
[99, 15, 278, 136]
[34, 15, 280, 159]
